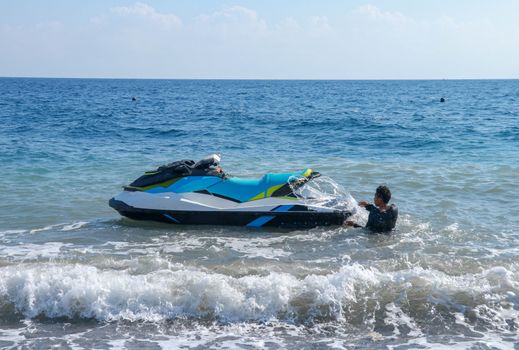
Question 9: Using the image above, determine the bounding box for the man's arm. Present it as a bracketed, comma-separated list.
[344, 201, 374, 227]
[345, 220, 363, 228]
[364, 204, 375, 212]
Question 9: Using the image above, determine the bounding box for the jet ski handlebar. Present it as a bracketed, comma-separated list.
[194, 154, 221, 170]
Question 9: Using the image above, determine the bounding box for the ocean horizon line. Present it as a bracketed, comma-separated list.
[1, 75, 518, 82]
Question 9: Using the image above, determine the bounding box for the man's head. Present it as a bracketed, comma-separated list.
[374, 185, 391, 206]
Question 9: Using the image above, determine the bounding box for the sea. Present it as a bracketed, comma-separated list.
[0, 78, 518, 349]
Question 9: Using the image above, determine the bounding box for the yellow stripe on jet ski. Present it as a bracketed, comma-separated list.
[129, 177, 181, 191]
[249, 183, 288, 201]
[279, 196, 298, 200]
[248, 192, 265, 201]
[248, 176, 310, 201]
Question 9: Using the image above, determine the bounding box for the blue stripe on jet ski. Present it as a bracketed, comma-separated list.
[163, 214, 180, 223]
[246, 205, 294, 227]
[271, 205, 293, 212]
[247, 215, 275, 227]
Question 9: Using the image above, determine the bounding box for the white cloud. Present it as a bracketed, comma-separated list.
[202, 5, 257, 21]
[278, 17, 301, 33]
[308, 16, 332, 34]
[356, 4, 408, 25]
[111, 2, 182, 29]
[1, 3, 519, 79]
[196, 5, 267, 33]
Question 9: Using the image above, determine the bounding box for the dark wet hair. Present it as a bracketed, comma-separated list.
[376, 185, 391, 204]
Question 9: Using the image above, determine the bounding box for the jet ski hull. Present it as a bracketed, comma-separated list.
[109, 197, 349, 228]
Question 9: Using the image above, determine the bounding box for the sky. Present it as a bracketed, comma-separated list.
[1, 1, 518, 79]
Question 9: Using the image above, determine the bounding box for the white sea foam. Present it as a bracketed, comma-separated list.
[0, 326, 27, 345]
[28, 221, 89, 234]
[215, 236, 292, 259]
[61, 221, 89, 231]
[0, 242, 71, 260]
[1, 262, 518, 329]
[29, 223, 65, 234]
[0, 263, 375, 322]
[383, 302, 423, 337]
[0, 229, 27, 242]
[0, 229, 27, 235]
[105, 322, 302, 350]
[128, 234, 307, 260]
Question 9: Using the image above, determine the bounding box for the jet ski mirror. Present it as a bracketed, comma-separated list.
[194, 154, 221, 170]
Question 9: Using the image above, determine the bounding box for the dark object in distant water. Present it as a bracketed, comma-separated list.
[132, 97, 137, 101]
[440, 97, 445, 102]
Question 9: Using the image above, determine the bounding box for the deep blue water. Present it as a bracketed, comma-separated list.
[3, 79, 518, 165]
[1, 78, 519, 349]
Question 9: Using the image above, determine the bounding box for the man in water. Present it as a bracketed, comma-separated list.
[346, 185, 398, 233]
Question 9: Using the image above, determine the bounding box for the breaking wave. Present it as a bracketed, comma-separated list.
[1, 262, 518, 338]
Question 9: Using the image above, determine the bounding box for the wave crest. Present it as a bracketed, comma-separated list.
[1, 263, 518, 328]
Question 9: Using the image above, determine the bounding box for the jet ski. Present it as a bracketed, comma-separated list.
[109, 154, 351, 228]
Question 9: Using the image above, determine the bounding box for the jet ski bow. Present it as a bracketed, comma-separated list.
[109, 155, 351, 228]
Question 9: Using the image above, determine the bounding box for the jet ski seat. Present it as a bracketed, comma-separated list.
[143, 169, 313, 203]
[207, 170, 309, 202]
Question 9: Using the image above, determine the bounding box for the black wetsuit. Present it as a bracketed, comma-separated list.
[364, 204, 398, 233]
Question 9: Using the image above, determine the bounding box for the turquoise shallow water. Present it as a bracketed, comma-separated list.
[1, 78, 519, 349]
